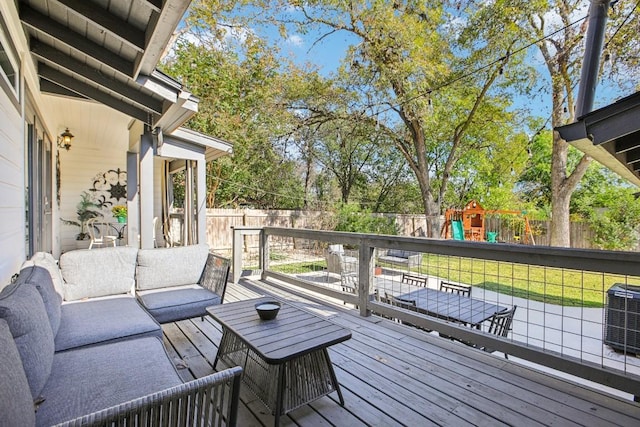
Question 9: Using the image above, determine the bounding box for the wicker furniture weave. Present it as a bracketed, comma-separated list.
[200, 252, 232, 303]
[207, 298, 352, 427]
[55, 366, 243, 427]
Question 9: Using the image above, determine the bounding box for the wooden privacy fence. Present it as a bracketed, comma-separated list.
[197, 208, 603, 253]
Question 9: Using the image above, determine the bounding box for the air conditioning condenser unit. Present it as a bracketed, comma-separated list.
[605, 284, 640, 354]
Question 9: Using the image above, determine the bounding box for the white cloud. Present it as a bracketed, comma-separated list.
[286, 34, 304, 47]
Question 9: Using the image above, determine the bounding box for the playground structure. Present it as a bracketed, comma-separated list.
[441, 200, 535, 245]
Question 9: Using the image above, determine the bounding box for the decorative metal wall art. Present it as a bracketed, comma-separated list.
[89, 168, 127, 209]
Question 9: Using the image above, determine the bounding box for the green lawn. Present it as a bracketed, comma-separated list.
[268, 252, 636, 308]
[408, 254, 634, 308]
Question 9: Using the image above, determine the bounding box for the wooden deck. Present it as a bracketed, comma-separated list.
[162, 278, 640, 426]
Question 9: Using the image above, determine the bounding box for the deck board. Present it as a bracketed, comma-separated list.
[331, 313, 621, 426]
[161, 278, 640, 427]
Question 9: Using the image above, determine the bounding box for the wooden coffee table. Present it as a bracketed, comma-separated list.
[207, 297, 352, 426]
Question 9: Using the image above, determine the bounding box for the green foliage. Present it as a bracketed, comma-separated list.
[60, 191, 100, 240]
[517, 130, 583, 216]
[333, 203, 398, 235]
[161, 32, 307, 209]
[163, 1, 640, 251]
[572, 167, 640, 250]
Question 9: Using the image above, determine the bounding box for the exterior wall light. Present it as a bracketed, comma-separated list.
[57, 128, 74, 151]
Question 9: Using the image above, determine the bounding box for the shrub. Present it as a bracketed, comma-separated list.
[333, 204, 398, 235]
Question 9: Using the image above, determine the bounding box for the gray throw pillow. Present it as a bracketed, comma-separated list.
[19, 266, 62, 336]
[26, 252, 65, 298]
[0, 282, 55, 400]
[0, 319, 36, 426]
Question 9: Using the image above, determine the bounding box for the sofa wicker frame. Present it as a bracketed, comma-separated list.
[55, 366, 243, 427]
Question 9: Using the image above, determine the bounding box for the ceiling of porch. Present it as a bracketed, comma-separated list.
[17, 0, 195, 131]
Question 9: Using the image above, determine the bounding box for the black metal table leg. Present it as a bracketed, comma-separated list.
[324, 348, 345, 406]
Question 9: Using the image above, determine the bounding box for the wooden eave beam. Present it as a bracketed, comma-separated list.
[143, 0, 163, 13]
[20, 5, 134, 77]
[39, 63, 149, 123]
[134, 0, 191, 77]
[614, 132, 640, 154]
[624, 147, 640, 165]
[54, 0, 145, 52]
[31, 41, 163, 115]
[588, 104, 640, 146]
[39, 79, 88, 99]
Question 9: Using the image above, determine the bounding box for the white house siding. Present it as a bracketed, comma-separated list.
[0, 80, 25, 288]
[40, 97, 131, 253]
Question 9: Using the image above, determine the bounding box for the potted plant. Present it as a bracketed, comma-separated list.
[112, 205, 127, 223]
[61, 191, 100, 247]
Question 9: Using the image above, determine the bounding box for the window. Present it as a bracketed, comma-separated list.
[0, 14, 19, 101]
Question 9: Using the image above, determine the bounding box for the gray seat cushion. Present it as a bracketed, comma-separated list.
[20, 266, 62, 336]
[137, 284, 221, 323]
[380, 255, 409, 263]
[36, 337, 182, 426]
[55, 296, 162, 352]
[0, 319, 36, 427]
[387, 249, 403, 258]
[0, 281, 54, 400]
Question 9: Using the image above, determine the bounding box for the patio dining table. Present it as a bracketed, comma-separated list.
[375, 278, 507, 328]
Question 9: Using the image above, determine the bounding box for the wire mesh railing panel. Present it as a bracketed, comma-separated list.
[232, 227, 640, 396]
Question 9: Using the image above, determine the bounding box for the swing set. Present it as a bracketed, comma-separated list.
[441, 200, 535, 245]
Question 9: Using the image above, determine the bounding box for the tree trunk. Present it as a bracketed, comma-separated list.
[415, 172, 440, 238]
[549, 127, 571, 247]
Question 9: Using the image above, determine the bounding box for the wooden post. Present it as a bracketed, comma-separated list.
[358, 243, 375, 317]
[260, 229, 268, 280]
[196, 158, 206, 244]
[232, 227, 242, 283]
[139, 131, 154, 248]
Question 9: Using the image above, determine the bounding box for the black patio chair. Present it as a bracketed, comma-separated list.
[383, 292, 419, 326]
[468, 305, 518, 358]
[401, 273, 428, 287]
[439, 280, 472, 297]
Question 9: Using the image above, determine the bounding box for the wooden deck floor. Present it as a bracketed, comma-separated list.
[162, 278, 640, 426]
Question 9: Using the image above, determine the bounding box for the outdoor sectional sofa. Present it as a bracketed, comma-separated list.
[377, 249, 423, 270]
[0, 245, 240, 426]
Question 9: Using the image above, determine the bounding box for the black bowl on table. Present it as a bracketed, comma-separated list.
[255, 301, 282, 320]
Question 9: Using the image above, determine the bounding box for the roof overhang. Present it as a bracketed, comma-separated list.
[158, 127, 233, 171]
[18, 0, 195, 131]
[556, 91, 640, 187]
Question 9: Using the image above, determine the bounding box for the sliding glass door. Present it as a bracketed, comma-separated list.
[25, 105, 52, 256]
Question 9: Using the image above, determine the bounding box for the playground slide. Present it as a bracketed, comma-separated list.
[452, 220, 464, 240]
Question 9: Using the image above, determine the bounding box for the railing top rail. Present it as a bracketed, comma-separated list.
[262, 226, 640, 276]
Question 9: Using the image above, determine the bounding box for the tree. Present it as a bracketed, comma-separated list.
[526, 0, 640, 246]
[236, 0, 528, 237]
[162, 29, 307, 208]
